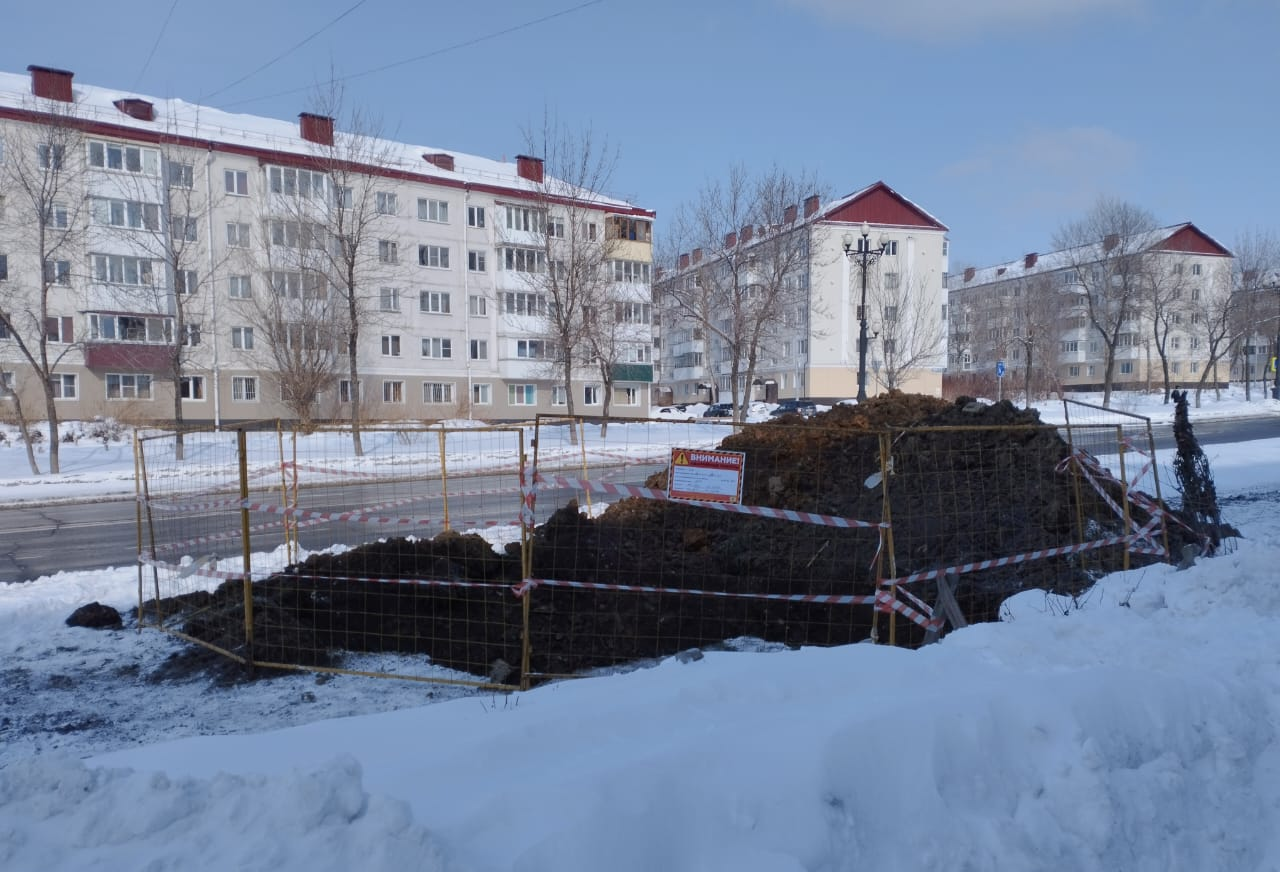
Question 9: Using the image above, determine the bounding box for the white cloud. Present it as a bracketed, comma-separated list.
[784, 0, 1143, 39]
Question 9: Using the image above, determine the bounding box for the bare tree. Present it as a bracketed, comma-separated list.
[1229, 229, 1280, 400]
[666, 165, 823, 422]
[270, 88, 398, 453]
[1052, 197, 1159, 408]
[247, 276, 344, 431]
[868, 270, 947, 392]
[1188, 258, 1239, 406]
[1144, 254, 1195, 404]
[503, 120, 628, 439]
[0, 100, 88, 473]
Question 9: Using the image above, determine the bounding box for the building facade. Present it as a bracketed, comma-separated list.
[947, 225, 1234, 397]
[654, 182, 949, 405]
[0, 65, 655, 427]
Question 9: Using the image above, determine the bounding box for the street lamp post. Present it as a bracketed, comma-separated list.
[842, 221, 888, 403]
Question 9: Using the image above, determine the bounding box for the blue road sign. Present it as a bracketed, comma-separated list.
[996, 360, 1006, 378]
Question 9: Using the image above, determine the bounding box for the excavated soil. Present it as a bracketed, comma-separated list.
[156, 394, 1203, 684]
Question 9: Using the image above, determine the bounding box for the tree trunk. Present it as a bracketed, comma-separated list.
[43, 388, 61, 474]
[347, 320, 363, 457]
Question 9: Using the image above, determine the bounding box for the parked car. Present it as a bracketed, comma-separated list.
[770, 399, 818, 418]
[703, 403, 734, 419]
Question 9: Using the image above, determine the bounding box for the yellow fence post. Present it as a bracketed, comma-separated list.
[439, 429, 451, 531]
[238, 429, 255, 669]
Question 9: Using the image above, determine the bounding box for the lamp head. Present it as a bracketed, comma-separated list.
[861, 220, 871, 238]
[842, 231, 854, 252]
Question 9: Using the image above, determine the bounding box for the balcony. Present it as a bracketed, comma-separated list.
[611, 363, 653, 383]
[84, 342, 175, 371]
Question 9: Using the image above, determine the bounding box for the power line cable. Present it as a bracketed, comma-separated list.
[203, 0, 371, 101]
[134, 0, 183, 90]
[219, 0, 605, 109]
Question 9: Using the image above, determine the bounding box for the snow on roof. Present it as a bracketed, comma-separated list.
[0, 70, 646, 213]
[957, 223, 1219, 288]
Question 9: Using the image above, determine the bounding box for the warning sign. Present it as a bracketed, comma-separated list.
[668, 448, 746, 504]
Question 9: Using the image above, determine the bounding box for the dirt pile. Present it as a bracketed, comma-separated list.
[163, 393, 1197, 683]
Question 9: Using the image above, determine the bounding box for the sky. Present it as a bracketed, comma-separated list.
[1, 0, 1276, 270]
[1, 395, 1279, 870]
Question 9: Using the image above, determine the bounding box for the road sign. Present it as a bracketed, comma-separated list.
[668, 448, 746, 504]
[996, 359, 1006, 378]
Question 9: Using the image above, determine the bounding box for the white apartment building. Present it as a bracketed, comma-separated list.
[0, 65, 655, 426]
[655, 182, 949, 404]
[947, 224, 1233, 396]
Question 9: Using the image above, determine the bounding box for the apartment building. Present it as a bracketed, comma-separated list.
[947, 224, 1233, 396]
[654, 181, 949, 405]
[0, 65, 655, 427]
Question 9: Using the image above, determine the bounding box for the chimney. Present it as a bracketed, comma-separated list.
[803, 194, 820, 217]
[963, 267, 976, 283]
[299, 112, 334, 146]
[692, 248, 703, 264]
[515, 155, 544, 183]
[784, 204, 797, 223]
[678, 253, 690, 270]
[1024, 252, 1038, 269]
[740, 224, 754, 244]
[725, 231, 737, 249]
[28, 65, 73, 102]
[996, 267, 1006, 276]
[423, 152, 455, 172]
[1103, 233, 1119, 252]
[113, 98, 155, 121]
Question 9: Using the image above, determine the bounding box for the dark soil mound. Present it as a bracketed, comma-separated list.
[162, 393, 1200, 684]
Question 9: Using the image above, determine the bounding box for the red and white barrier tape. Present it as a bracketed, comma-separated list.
[512, 576, 879, 606]
[277, 572, 514, 591]
[535, 473, 888, 530]
[138, 554, 263, 582]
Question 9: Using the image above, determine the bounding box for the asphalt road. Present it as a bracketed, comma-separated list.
[2, 416, 1276, 583]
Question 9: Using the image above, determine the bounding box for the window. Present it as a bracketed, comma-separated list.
[607, 216, 652, 242]
[381, 335, 401, 357]
[173, 269, 197, 295]
[423, 382, 454, 404]
[1061, 340, 1079, 353]
[1067, 365, 1080, 378]
[267, 165, 327, 198]
[883, 305, 898, 322]
[226, 222, 251, 247]
[1191, 337, 1201, 350]
[379, 240, 399, 264]
[471, 383, 491, 405]
[268, 219, 325, 250]
[0, 371, 12, 393]
[87, 140, 160, 174]
[503, 292, 548, 316]
[379, 287, 400, 311]
[269, 270, 325, 299]
[376, 191, 398, 215]
[421, 337, 452, 359]
[467, 206, 485, 228]
[418, 198, 448, 222]
[382, 380, 405, 403]
[0, 254, 6, 281]
[611, 260, 651, 283]
[38, 143, 65, 169]
[883, 273, 900, 291]
[501, 247, 545, 273]
[468, 295, 487, 316]
[504, 205, 544, 233]
[88, 313, 172, 343]
[180, 376, 205, 400]
[583, 384, 600, 405]
[51, 373, 77, 399]
[44, 316, 72, 343]
[587, 222, 597, 241]
[180, 323, 201, 346]
[339, 380, 361, 403]
[1191, 288, 1202, 301]
[419, 291, 451, 314]
[168, 162, 194, 188]
[469, 339, 488, 360]
[1120, 362, 1134, 375]
[882, 338, 895, 354]
[551, 385, 567, 406]
[1191, 362, 1200, 373]
[231, 326, 254, 350]
[229, 275, 252, 299]
[224, 170, 248, 195]
[468, 250, 487, 272]
[547, 218, 565, 239]
[1172, 362, 1182, 375]
[44, 260, 71, 286]
[614, 301, 652, 324]
[614, 386, 640, 406]
[332, 185, 353, 209]
[107, 373, 152, 400]
[418, 245, 450, 268]
[1191, 263, 1202, 276]
[46, 202, 69, 228]
[1171, 337, 1182, 351]
[91, 198, 160, 230]
[517, 339, 550, 359]
[232, 376, 257, 401]
[509, 384, 536, 406]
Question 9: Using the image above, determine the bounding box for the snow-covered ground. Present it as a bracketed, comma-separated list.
[2, 390, 1279, 871]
